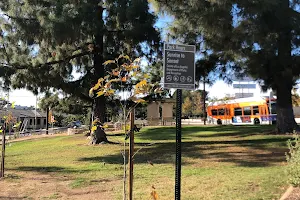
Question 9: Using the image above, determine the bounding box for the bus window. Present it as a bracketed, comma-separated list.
[212, 109, 218, 116]
[234, 107, 242, 116]
[271, 103, 276, 114]
[253, 106, 259, 115]
[218, 109, 225, 115]
[244, 107, 251, 116]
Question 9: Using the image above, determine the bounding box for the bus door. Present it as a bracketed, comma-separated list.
[259, 105, 269, 122]
[232, 107, 243, 123]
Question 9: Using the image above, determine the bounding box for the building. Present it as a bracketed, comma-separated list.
[206, 77, 273, 100]
[0, 108, 47, 130]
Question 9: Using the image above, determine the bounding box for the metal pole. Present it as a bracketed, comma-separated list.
[128, 109, 135, 200]
[269, 91, 272, 125]
[1, 123, 6, 178]
[35, 96, 37, 130]
[175, 89, 182, 200]
[46, 107, 49, 135]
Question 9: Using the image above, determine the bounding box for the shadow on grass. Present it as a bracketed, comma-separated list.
[12, 166, 91, 173]
[0, 197, 24, 199]
[78, 128, 290, 168]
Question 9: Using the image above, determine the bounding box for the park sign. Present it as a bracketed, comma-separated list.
[163, 43, 196, 90]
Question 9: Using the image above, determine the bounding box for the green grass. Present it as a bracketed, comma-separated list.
[4, 125, 292, 199]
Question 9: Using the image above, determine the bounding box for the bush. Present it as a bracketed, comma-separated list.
[286, 135, 300, 186]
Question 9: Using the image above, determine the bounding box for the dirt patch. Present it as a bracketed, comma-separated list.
[284, 187, 300, 200]
[0, 171, 118, 200]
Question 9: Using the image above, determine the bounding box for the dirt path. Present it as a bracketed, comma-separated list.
[0, 171, 115, 200]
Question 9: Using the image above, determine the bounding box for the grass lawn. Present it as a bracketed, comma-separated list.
[2, 125, 292, 199]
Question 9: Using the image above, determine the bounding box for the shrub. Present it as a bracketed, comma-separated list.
[286, 135, 300, 186]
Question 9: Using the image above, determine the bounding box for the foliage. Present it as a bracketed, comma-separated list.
[89, 55, 162, 103]
[175, 90, 207, 118]
[182, 97, 193, 117]
[0, 0, 161, 122]
[292, 88, 300, 107]
[286, 135, 300, 186]
[152, 0, 300, 133]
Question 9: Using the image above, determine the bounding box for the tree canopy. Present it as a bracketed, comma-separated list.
[153, 0, 300, 133]
[0, 0, 161, 122]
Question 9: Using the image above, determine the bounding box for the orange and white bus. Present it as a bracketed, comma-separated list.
[207, 97, 276, 125]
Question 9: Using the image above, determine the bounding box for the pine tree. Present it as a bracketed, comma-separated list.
[0, 0, 160, 124]
[153, 0, 300, 133]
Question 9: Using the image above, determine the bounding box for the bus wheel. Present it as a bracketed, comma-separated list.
[254, 118, 260, 125]
[217, 119, 222, 125]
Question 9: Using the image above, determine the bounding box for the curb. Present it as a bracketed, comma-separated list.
[279, 185, 294, 200]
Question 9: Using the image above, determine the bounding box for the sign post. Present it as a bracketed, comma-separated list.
[163, 43, 195, 200]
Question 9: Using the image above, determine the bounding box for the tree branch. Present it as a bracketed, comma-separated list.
[1, 13, 36, 21]
[2, 51, 92, 70]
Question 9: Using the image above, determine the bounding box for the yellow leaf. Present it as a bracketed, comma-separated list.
[97, 91, 105, 97]
[104, 75, 110, 80]
[103, 60, 115, 65]
[135, 99, 146, 103]
[104, 82, 111, 88]
[98, 78, 104, 83]
[105, 89, 115, 95]
[133, 57, 141, 63]
[125, 65, 133, 71]
[89, 88, 94, 97]
[93, 81, 102, 91]
[102, 124, 108, 128]
[151, 191, 158, 200]
[143, 74, 150, 79]
[132, 65, 139, 69]
[11, 102, 15, 109]
[91, 126, 97, 132]
[132, 71, 137, 77]
[109, 78, 121, 83]
[118, 55, 131, 61]
[0, 130, 2, 133]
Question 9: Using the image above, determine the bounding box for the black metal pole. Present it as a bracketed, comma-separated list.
[46, 107, 49, 135]
[175, 89, 182, 200]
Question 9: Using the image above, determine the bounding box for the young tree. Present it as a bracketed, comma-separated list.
[89, 55, 162, 144]
[0, 0, 160, 124]
[182, 96, 193, 117]
[152, 0, 300, 133]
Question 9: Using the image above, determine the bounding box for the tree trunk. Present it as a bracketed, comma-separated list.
[91, 4, 108, 144]
[275, 0, 297, 133]
[91, 127, 108, 144]
[276, 83, 298, 133]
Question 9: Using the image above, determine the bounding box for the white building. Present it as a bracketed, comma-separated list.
[205, 78, 273, 100]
